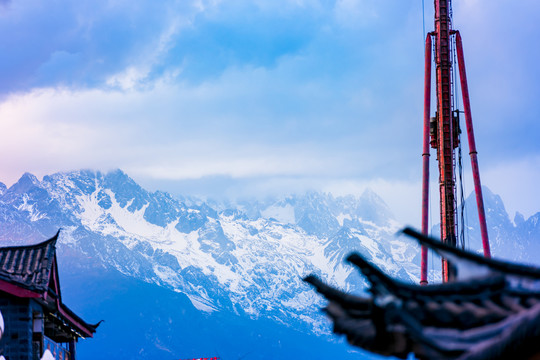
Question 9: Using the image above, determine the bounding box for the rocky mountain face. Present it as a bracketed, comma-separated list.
[460, 187, 540, 265]
[0, 169, 537, 358]
[0, 170, 419, 331]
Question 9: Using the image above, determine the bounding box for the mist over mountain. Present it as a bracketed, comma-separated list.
[0, 169, 537, 359]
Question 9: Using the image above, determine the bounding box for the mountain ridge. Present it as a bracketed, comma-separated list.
[0, 168, 538, 359]
[0, 170, 414, 321]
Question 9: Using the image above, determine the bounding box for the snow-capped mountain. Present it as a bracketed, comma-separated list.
[0, 170, 420, 331]
[1, 169, 539, 359]
[460, 187, 540, 266]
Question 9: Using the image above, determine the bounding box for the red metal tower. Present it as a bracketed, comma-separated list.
[420, 0, 491, 284]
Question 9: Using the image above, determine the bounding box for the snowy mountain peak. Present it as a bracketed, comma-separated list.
[360, 187, 378, 200]
[465, 186, 513, 237]
[514, 212, 525, 226]
[478, 186, 507, 213]
[3, 169, 535, 336]
[0, 169, 421, 331]
[9, 172, 40, 192]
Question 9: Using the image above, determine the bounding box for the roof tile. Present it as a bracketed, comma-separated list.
[0, 232, 58, 292]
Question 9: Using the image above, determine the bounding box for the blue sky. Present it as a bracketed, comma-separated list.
[0, 0, 539, 225]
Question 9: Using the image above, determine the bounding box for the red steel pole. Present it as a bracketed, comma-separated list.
[435, 0, 456, 282]
[454, 31, 491, 258]
[420, 33, 433, 286]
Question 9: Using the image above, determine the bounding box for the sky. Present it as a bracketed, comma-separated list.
[0, 0, 539, 226]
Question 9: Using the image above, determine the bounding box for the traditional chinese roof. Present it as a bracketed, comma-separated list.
[304, 227, 540, 360]
[0, 232, 100, 338]
[0, 232, 58, 293]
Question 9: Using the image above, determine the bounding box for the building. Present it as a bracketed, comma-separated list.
[305, 227, 540, 360]
[0, 232, 99, 360]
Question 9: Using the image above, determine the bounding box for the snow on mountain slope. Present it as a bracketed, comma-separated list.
[0, 170, 420, 332]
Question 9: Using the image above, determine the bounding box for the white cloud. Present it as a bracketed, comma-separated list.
[0, 70, 374, 186]
[0, 0, 538, 226]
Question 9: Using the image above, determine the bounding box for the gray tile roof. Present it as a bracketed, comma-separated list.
[0, 231, 100, 337]
[305, 228, 540, 360]
[0, 232, 58, 292]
